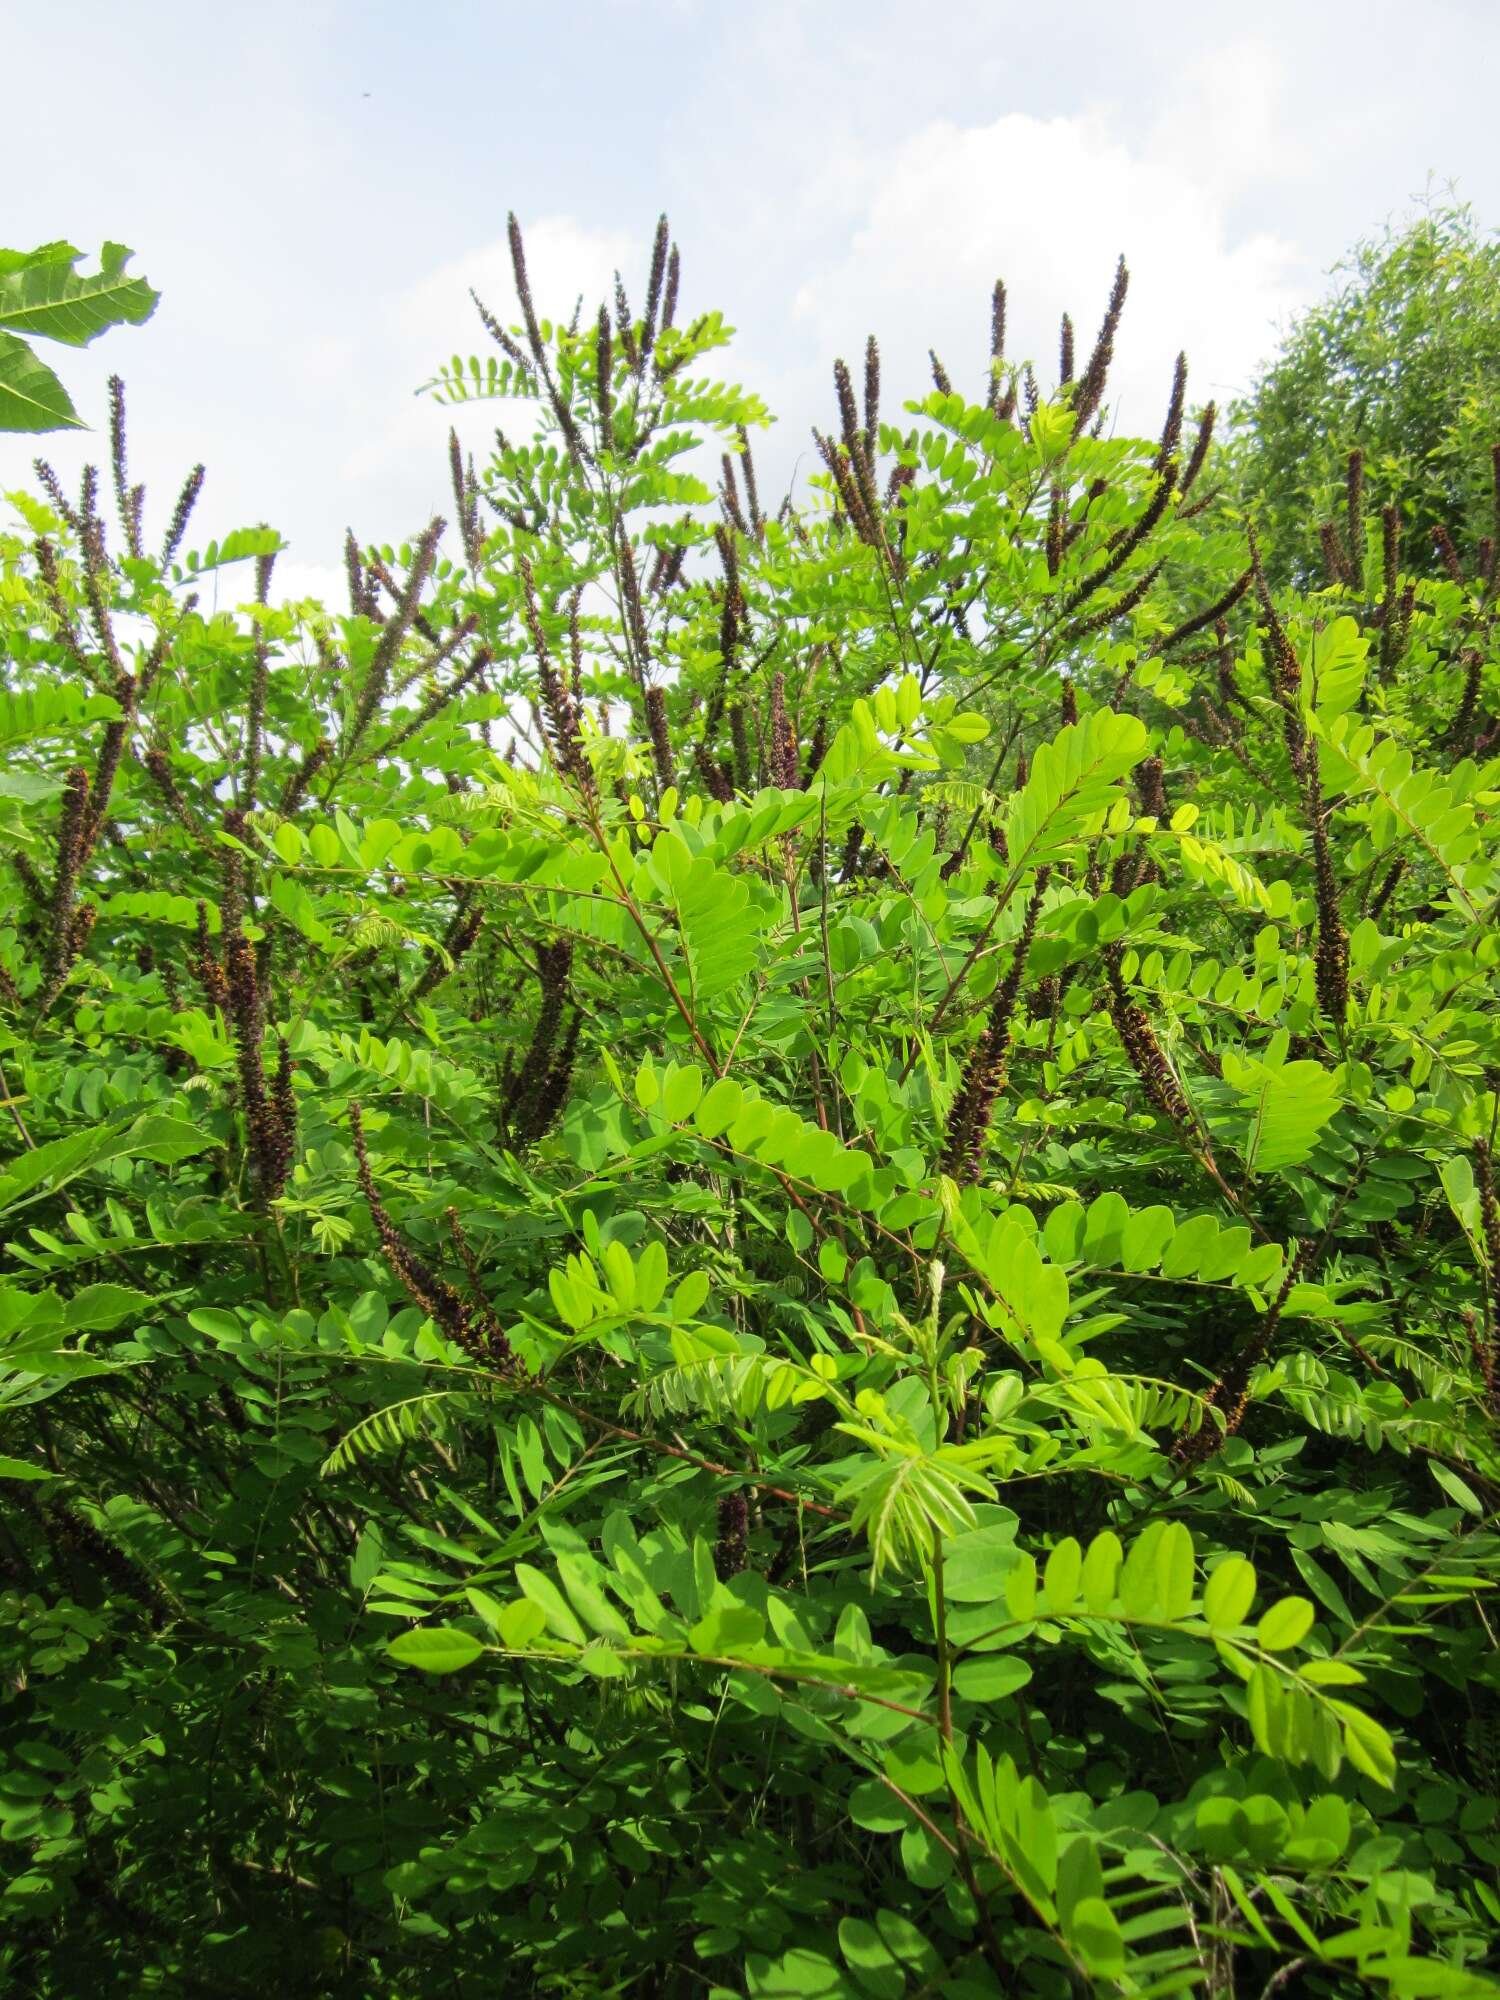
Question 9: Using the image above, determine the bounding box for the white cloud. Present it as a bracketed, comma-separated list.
[1145, 36, 1309, 201]
[398, 215, 634, 358]
[791, 108, 1311, 446]
[271, 559, 347, 610]
[336, 215, 635, 496]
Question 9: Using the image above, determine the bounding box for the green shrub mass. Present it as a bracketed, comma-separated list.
[1227, 204, 1500, 589]
[1, 213, 1499, 1999]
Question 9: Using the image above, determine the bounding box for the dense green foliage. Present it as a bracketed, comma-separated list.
[1, 213, 1498, 1998]
[1229, 203, 1500, 585]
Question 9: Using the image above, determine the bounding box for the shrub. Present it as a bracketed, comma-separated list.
[0, 213, 1497, 1997]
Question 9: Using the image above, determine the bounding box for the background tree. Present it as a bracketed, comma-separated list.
[1229, 200, 1500, 581]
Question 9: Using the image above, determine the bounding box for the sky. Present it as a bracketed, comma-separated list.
[5, 0, 1498, 605]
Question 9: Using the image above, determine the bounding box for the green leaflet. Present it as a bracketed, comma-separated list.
[0, 1113, 216, 1218]
[1002, 709, 1149, 873]
[1228, 1054, 1342, 1173]
[1323, 716, 1494, 914]
[386, 1625, 485, 1673]
[647, 827, 768, 999]
[0, 684, 123, 750]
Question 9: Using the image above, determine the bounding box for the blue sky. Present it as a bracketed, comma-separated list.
[6, 0, 1498, 601]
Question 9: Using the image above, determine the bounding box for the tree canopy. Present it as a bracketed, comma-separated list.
[1229, 201, 1500, 584]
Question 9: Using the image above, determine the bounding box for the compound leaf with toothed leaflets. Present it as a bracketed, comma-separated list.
[0, 241, 158, 431]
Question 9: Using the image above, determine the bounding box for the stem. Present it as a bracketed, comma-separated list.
[590, 803, 721, 1074]
[932, 1522, 953, 1745]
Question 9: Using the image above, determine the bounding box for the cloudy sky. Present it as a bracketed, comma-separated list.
[6, 0, 1498, 602]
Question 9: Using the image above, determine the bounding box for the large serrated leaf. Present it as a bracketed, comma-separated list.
[0, 239, 159, 348]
